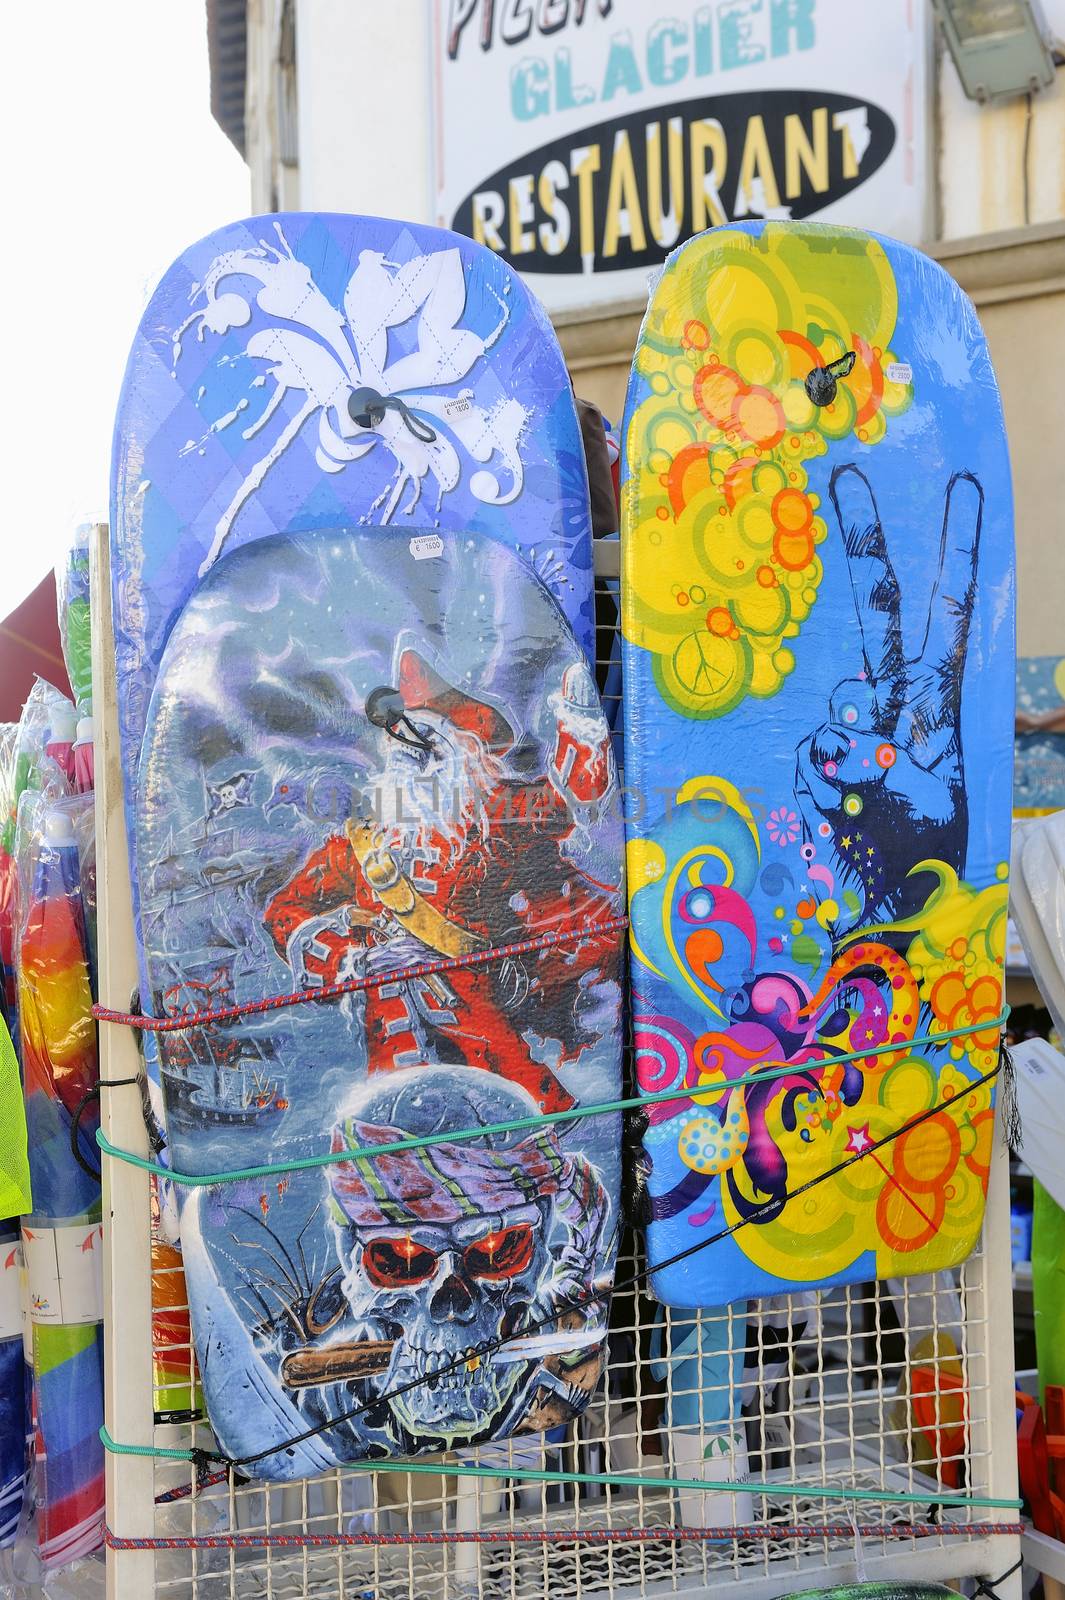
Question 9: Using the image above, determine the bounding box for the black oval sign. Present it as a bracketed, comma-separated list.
[452, 89, 896, 275]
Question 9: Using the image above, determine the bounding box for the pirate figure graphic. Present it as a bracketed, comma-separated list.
[264, 646, 622, 1114]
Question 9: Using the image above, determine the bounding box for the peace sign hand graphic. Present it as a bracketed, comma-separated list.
[794, 465, 983, 922]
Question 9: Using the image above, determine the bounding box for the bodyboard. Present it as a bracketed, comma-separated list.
[111, 212, 595, 960]
[621, 222, 1013, 1305]
[135, 526, 624, 1476]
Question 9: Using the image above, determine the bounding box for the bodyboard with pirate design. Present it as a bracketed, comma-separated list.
[621, 222, 1014, 1306]
[111, 213, 595, 988]
[134, 527, 623, 1476]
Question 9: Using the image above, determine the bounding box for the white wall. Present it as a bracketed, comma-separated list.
[250, 1, 1065, 246]
[245, 0, 277, 213]
[939, 0, 1065, 238]
[294, 0, 432, 221]
[236, 2, 1065, 654]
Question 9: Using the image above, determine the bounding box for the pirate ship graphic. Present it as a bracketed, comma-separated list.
[145, 821, 288, 1130]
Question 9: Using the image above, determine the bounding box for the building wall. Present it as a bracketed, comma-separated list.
[245, 0, 301, 211]
[938, 0, 1065, 238]
[295, 0, 432, 221]
[239, 0, 1065, 656]
[941, 223, 1065, 657]
[243, 0, 273, 211]
[933, 0, 1065, 657]
[933, 0, 1065, 652]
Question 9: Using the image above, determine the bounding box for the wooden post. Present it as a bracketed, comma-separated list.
[92, 524, 157, 1599]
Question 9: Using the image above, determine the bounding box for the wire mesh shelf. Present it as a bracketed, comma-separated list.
[143, 1235, 1007, 1600]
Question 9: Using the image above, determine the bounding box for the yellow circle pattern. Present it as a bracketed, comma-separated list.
[624, 225, 912, 719]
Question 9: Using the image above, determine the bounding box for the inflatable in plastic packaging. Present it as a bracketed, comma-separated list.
[16, 791, 103, 1570]
[0, 1223, 27, 1552]
[1010, 813, 1065, 1041]
[55, 525, 93, 713]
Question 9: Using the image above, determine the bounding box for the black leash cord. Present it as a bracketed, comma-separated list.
[974, 1556, 1025, 1600]
[69, 1076, 154, 1181]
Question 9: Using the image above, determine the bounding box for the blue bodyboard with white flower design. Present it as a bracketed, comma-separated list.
[110, 211, 594, 938]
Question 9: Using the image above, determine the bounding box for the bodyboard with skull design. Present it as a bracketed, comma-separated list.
[621, 222, 1014, 1306]
[134, 526, 624, 1476]
[111, 212, 596, 991]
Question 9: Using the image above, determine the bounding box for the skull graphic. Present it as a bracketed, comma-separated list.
[326, 1065, 610, 1447]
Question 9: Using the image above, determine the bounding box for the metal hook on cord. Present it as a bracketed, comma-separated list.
[365, 686, 436, 756]
[804, 350, 857, 407]
[347, 387, 437, 443]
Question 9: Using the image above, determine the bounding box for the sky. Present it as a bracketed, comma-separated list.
[0, 2, 250, 613]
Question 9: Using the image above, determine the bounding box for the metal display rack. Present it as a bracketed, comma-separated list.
[91, 528, 1022, 1600]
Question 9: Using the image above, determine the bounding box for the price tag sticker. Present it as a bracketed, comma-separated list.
[23, 1222, 103, 1325]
